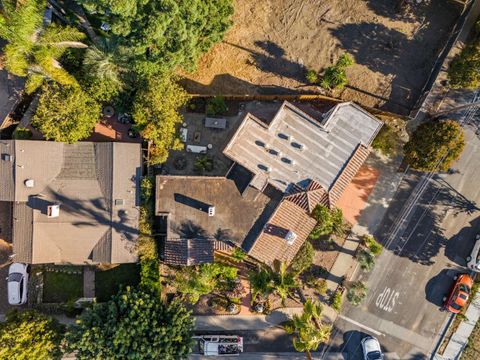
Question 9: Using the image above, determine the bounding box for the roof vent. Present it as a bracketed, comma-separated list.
[208, 206, 215, 217]
[281, 157, 293, 165]
[47, 204, 60, 218]
[24, 179, 34, 188]
[284, 231, 297, 245]
[115, 199, 125, 206]
[268, 148, 280, 156]
[3, 154, 14, 162]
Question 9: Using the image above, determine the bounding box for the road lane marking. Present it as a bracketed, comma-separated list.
[375, 287, 400, 313]
[337, 315, 383, 336]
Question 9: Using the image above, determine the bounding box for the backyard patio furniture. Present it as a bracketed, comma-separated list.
[205, 117, 227, 129]
[180, 128, 188, 143]
[187, 145, 207, 154]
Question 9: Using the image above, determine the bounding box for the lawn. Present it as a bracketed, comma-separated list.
[95, 263, 141, 302]
[43, 267, 83, 303]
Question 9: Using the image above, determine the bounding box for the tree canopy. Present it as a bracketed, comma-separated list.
[76, 0, 234, 77]
[66, 287, 194, 359]
[174, 263, 238, 304]
[0, 0, 87, 92]
[403, 120, 465, 172]
[285, 299, 331, 360]
[133, 76, 190, 164]
[0, 310, 64, 360]
[32, 83, 100, 143]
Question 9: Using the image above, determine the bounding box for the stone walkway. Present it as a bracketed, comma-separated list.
[83, 267, 95, 298]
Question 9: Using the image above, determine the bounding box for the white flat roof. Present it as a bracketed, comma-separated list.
[223, 102, 382, 192]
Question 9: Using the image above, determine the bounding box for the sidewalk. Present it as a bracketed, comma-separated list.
[437, 289, 480, 359]
[194, 307, 303, 331]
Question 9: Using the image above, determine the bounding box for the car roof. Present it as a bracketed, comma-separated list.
[363, 337, 381, 353]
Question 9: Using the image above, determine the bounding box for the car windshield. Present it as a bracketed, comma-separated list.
[8, 273, 22, 282]
[451, 302, 462, 311]
[367, 351, 383, 360]
[459, 284, 471, 294]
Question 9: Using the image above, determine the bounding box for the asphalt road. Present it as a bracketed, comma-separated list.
[326, 124, 480, 360]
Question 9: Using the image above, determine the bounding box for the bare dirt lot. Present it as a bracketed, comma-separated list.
[181, 0, 462, 115]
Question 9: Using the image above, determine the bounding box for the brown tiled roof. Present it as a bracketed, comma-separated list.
[284, 180, 330, 213]
[164, 238, 215, 266]
[247, 200, 317, 266]
[329, 144, 371, 207]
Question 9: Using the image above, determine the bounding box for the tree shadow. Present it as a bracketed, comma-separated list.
[180, 73, 307, 96]
[365, 0, 421, 23]
[171, 220, 208, 239]
[331, 0, 461, 114]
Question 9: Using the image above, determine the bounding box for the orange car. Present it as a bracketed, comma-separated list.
[443, 274, 474, 313]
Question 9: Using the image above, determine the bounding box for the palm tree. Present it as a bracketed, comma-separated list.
[82, 38, 129, 100]
[248, 269, 273, 303]
[272, 261, 297, 306]
[285, 299, 332, 360]
[0, 0, 87, 93]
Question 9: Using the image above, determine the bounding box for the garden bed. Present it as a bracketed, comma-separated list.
[95, 263, 141, 302]
[42, 266, 83, 303]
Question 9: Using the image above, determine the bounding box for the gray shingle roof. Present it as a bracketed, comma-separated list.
[2, 140, 141, 264]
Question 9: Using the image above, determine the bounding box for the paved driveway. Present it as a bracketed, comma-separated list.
[326, 126, 480, 359]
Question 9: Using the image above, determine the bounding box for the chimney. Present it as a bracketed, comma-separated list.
[208, 206, 215, 217]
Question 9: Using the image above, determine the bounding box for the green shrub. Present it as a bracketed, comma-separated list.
[310, 205, 347, 239]
[290, 241, 314, 275]
[320, 53, 354, 90]
[448, 42, 480, 89]
[372, 125, 397, 156]
[306, 69, 318, 84]
[313, 279, 328, 295]
[194, 155, 214, 174]
[361, 235, 383, 257]
[231, 248, 247, 262]
[357, 250, 375, 272]
[332, 291, 342, 312]
[347, 282, 367, 306]
[13, 127, 32, 140]
[206, 95, 227, 116]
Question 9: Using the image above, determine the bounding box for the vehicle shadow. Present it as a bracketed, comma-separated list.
[424, 269, 455, 308]
[339, 330, 386, 360]
[445, 216, 480, 266]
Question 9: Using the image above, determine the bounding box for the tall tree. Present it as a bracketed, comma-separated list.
[76, 0, 234, 77]
[133, 75, 190, 164]
[32, 83, 100, 143]
[0, 310, 64, 360]
[272, 261, 297, 306]
[285, 299, 331, 360]
[81, 38, 130, 102]
[0, 0, 87, 92]
[66, 287, 194, 359]
[403, 120, 465, 172]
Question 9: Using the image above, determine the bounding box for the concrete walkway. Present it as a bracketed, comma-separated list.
[439, 289, 480, 359]
[194, 307, 303, 331]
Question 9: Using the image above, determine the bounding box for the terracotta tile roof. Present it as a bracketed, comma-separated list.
[164, 238, 215, 266]
[247, 200, 317, 266]
[329, 144, 371, 207]
[284, 180, 330, 213]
